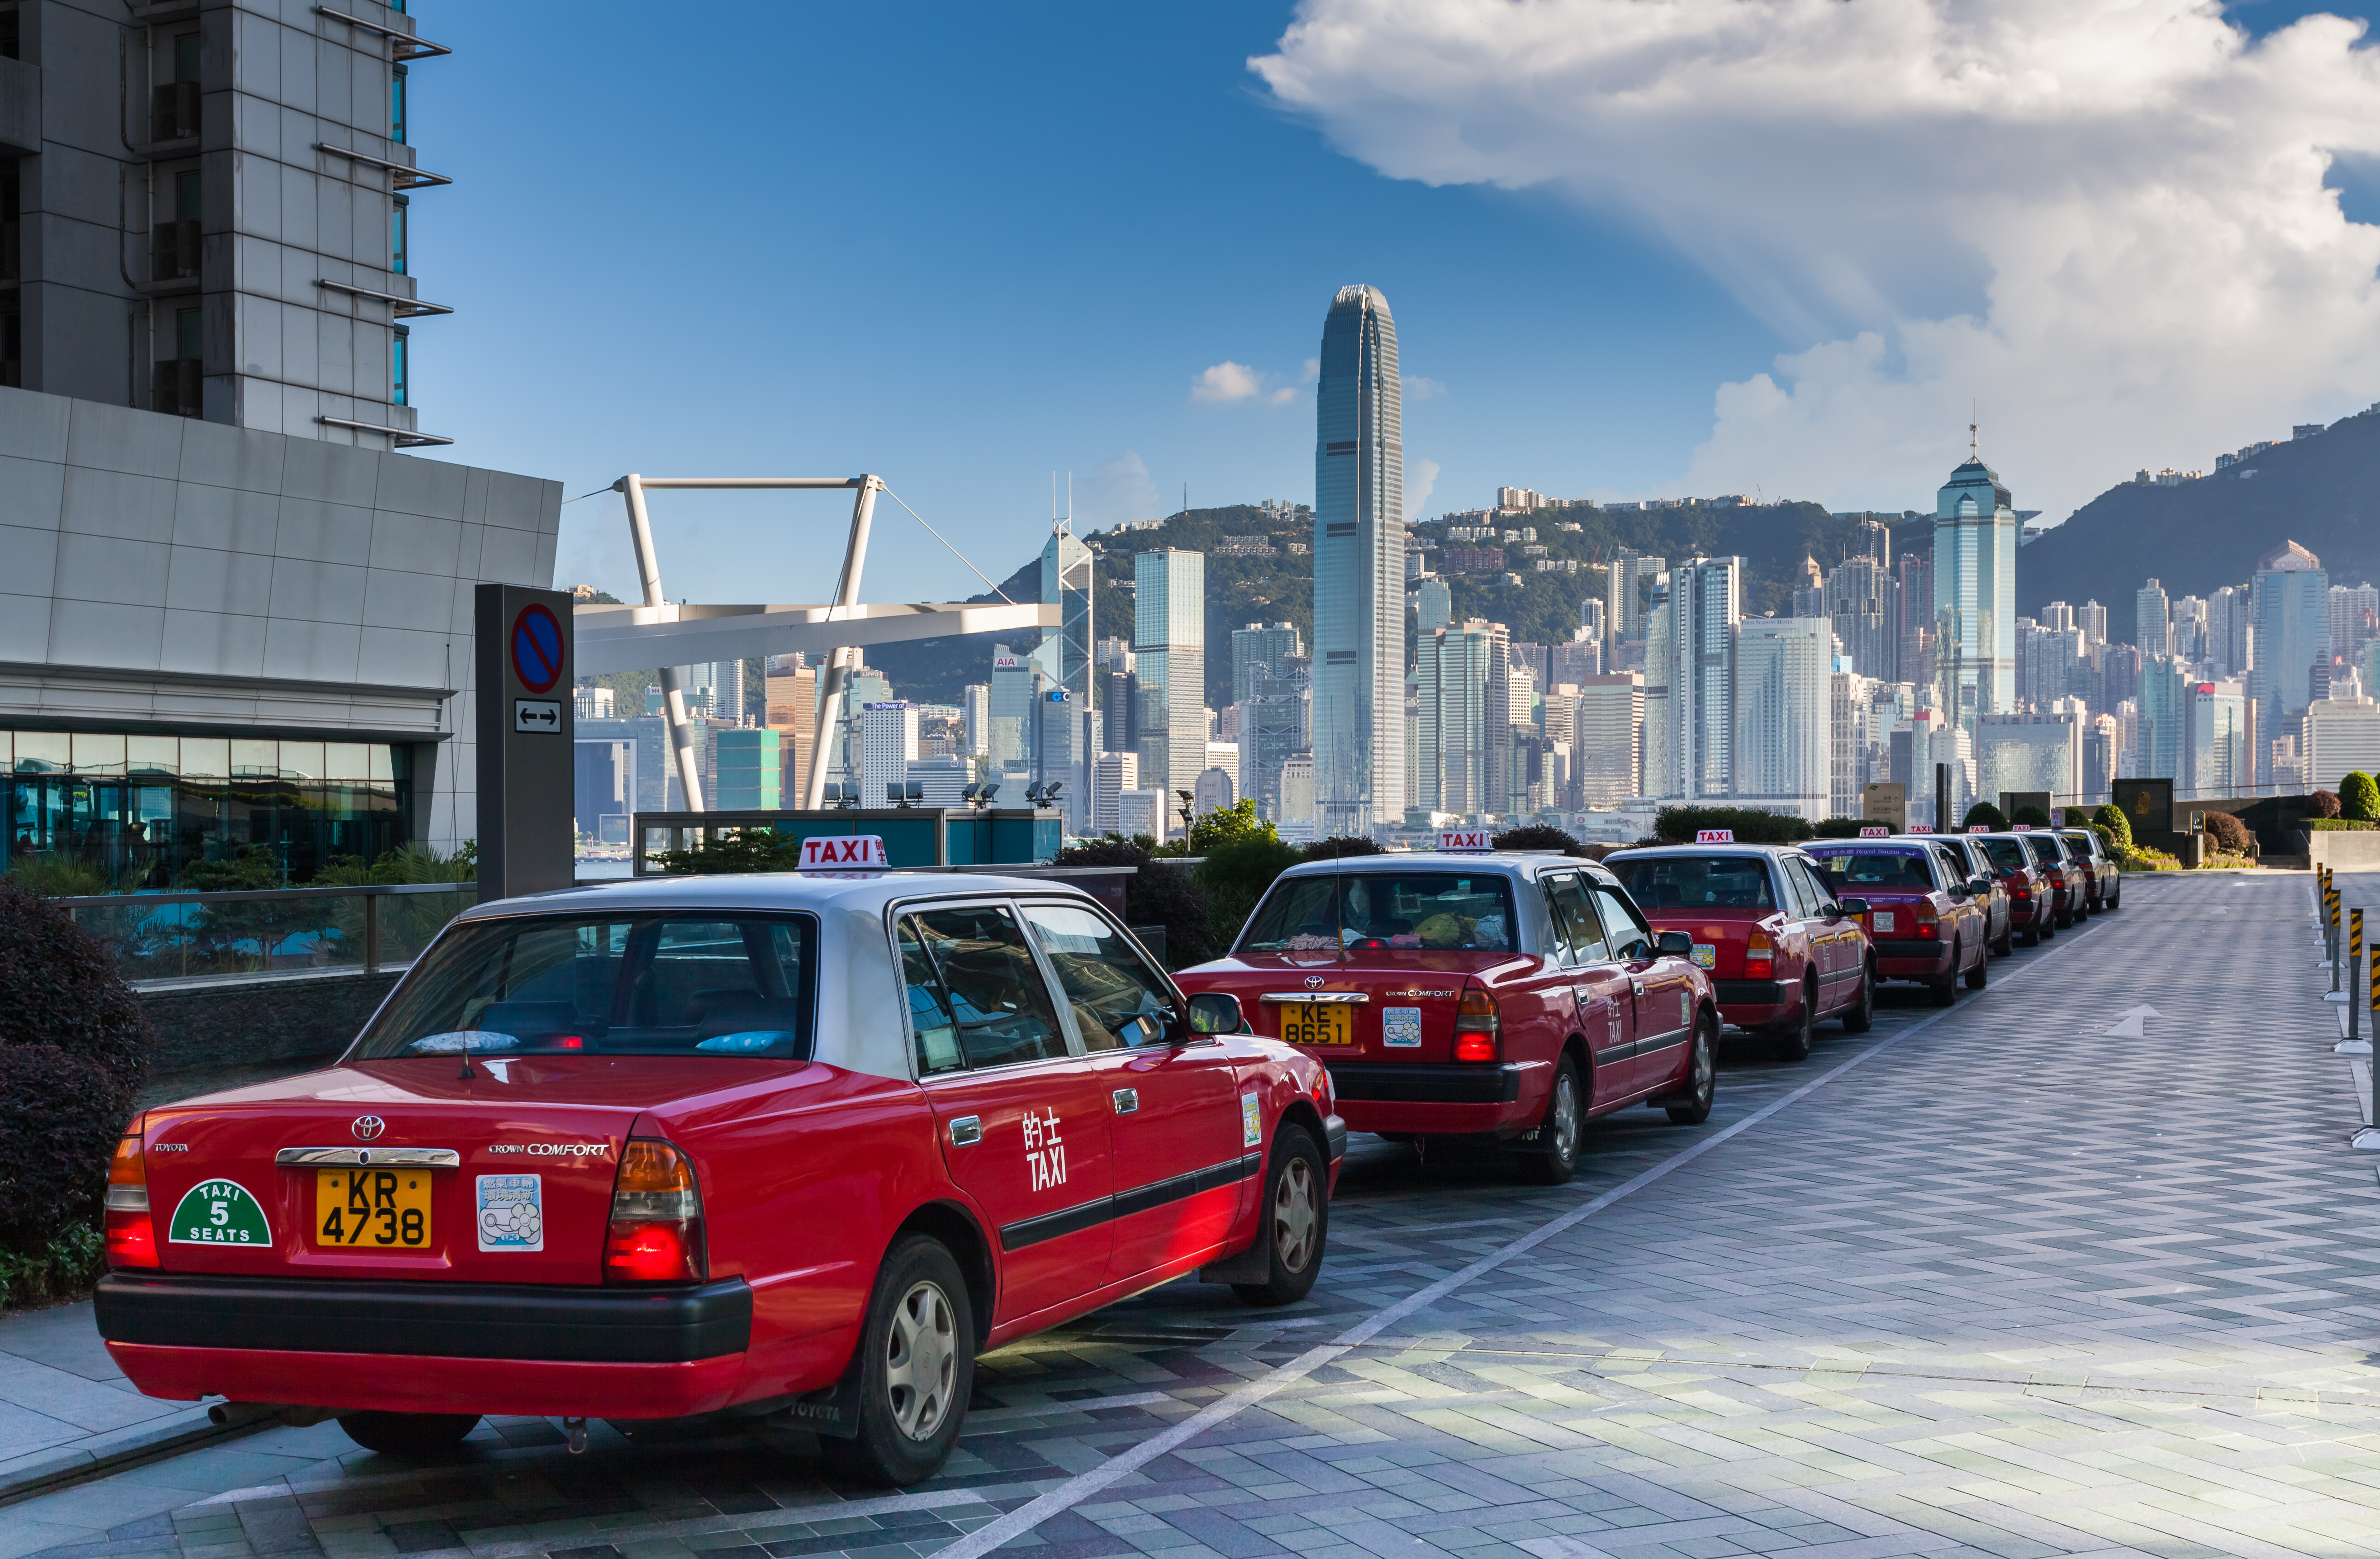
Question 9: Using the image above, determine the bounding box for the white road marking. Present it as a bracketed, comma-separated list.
[963, 1390, 1177, 1426]
[2102, 1003, 2161, 1038]
[927, 925, 2108, 1559]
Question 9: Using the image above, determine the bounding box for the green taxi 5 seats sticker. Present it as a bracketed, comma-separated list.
[167, 1179, 271, 1245]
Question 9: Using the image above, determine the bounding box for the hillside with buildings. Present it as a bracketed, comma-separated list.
[2019, 406, 2380, 615]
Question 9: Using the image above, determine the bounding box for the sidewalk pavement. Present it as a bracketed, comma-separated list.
[0, 1301, 261, 1505]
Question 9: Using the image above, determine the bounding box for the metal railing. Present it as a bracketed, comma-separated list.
[48, 882, 474, 984]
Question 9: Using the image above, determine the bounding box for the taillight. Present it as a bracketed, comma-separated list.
[105, 1122, 157, 1269]
[605, 1139, 706, 1283]
[1744, 930, 1774, 978]
[1453, 989, 1500, 1063]
[1915, 901, 1940, 939]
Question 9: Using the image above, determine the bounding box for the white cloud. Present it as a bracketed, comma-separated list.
[1192, 361, 1265, 403]
[1407, 456, 1441, 519]
[1078, 452, 1163, 529]
[1253, 0, 2380, 518]
[1402, 375, 1447, 400]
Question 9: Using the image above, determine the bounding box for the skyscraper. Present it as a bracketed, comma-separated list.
[1312, 285, 1406, 835]
[1415, 620, 1503, 816]
[1733, 617, 1832, 821]
[2135, 580, 2171, 659]
[1134, 549, 1206, 836]
[2250, 539, 2328, 783]
[1034, 524, 1097, 830]
[1644, 558, 1742, 800]
[1233, 622, 1306, 811]
[1933, 446, 2019, 735]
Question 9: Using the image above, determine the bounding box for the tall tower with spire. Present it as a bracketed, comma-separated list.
[1311, 285, 1406, 835]
[1932, 428, 2019, 736]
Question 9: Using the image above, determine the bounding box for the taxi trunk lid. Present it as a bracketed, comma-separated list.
[1183, 951, 1518, 1063]
[136, 1059, 744, 1286]
[1635, 908, 1779, 979]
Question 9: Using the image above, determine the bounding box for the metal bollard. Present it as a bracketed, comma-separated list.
[2354, 911, 2365, 1037]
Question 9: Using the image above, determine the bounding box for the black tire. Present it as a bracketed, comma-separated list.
[2019, 925, 2040, 946]
[822, 1235, 974, 1486]
[1514, 1055, 1583, 1185]
[1992, 919, 2014, 956]
[1768, 981, 1815, 1062]
[1964, 944, 1988, 989]
[1839, 960, 1874, 1033]
[1928, 943, 1960, 1006]
[340, 1411, 480, 1455]
[2038, 917, 2055, 939]
[1234, 1124, 1329, 1303]
[2109, 889, 2121, 911]
[1665, 1012, 1716, 1125]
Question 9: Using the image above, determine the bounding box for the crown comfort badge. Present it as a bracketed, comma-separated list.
[167, 1178, 271, 1245]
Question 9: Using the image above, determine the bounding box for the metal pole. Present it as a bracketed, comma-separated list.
[364, 892, 380, 976]
[803, 476, 880, 811]
[618, 474, 707, 813]
[2353, 908, 2365, 1043]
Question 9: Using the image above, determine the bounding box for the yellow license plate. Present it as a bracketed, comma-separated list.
[315, 1168, 433, 1249]
[1279, 1003, 1354, 1046]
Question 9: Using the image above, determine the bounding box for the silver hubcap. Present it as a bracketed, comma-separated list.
[1273, 1155, 1318, 1274]
[884, 1279, 955, 1441]
[1693, 1028, 1713, 1098]
[1551, 1071, 1580, 1161]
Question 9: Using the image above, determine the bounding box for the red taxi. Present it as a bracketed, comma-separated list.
[1804, 839, 1989, 1005]
[1174, 851, 1716, 1187]
[2058, 827, 2122, 913]
[1971, 833, 2053, 945]
[2019, 828, 2088, 927]
[1601, 842, 1873, 1061]
[94, 869, 1341, 1486]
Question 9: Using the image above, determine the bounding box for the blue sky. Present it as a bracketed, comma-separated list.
[412, 1, 2380, 607]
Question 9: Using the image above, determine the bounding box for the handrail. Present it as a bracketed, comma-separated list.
[313, 143, 453, 189]
[314, 6, 452, 58]
[316, 278, 453, 317]
[48, 882, 470, 909]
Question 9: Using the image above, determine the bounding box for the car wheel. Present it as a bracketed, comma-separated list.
[2019, 924, 2039, 946]
[1234, 1124, 1329, 1303]
[823, 1235, 973, 1486]
[1839, 960, 1874, 1033]
[1514, 1056, 1584, 1186]
[340, 1411, 480, 1455]
[2038, 917, 2055, 940]
[1928, 943, 1960, 1006]
[2109, 889, 2121, 910]
[1768, 981, 1815, 1062]
[1666, 1012, 1717, 1125]
[1964, 943, 1988, 989]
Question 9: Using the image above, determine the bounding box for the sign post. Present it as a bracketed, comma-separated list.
[475, 584, 576, 904]
[1861, 782, 1906, 832]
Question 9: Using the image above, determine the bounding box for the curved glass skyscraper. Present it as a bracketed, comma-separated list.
[1312, 285, 1405, 833]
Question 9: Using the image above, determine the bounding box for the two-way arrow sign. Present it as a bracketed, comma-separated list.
[2103, 1005, 2160, 1039]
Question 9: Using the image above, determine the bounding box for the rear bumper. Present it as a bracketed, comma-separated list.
[1712, 979, 1788, 1027]
[105, 1342, 746, 1419]
[1324, 1061, 1530, 1135]
[1872, 939, 1952, 977]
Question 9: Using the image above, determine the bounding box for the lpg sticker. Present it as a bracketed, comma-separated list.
[477, 1174, 544, 1252]
[1382, 1006, 1422, 1047]
[1021, 1107, 1066, 1191]
[1240, 1090, 1263, 1148]
[168, 1179, 270, 1245]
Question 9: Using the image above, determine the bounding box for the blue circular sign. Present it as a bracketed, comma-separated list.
[511, 603, 563, 694]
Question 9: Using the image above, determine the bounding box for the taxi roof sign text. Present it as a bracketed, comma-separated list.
[1907, 823, 1934, 833]
[1858, 826, 1889, 837]
[1438, 829, 1491, 853]
[798, 835, 889, 871]
[1696, 829, 1734, 844]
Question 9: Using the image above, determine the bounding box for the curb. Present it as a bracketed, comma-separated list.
[0, 1401, 277, 1507]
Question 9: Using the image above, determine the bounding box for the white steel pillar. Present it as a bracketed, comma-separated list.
[618, 473, 708, 812]
[804, 477, 880, 810]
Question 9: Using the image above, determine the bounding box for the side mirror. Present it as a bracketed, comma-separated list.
[1838, 896, 1870, 918]
[1655, 929, 1694, 958]
[1971, 876, 1994, 896]
[1185, 992, 1244, 1036]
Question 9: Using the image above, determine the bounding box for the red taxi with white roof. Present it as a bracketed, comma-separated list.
[1805, 834, 1990, 1005]
[1969, 832, 2053, 945]
[1602, 831, 1874, 1061]
[94, 841, 1340, 1485]
[1173, 832, 1718, 1185]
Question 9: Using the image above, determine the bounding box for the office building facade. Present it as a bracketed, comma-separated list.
[1133, 548, 1204, 836]
[1732, 616, 1831, 820]
[1311, 284, 1405, 834]
[1644, 558, 1740, 800]
[1573, 673, 1643, 809]
[2250, 540, 2328, 784]
[1933, 452, 2019, 734]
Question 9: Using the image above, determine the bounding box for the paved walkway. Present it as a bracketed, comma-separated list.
[10, 871, 2377, 1559]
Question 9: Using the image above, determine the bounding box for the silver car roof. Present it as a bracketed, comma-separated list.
[1271, 852, 1610, 884]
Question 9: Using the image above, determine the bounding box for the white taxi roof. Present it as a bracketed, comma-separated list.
[1271, 851, 1610, 884]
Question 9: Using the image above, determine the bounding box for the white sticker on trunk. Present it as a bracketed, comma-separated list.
[477, 1174, 544, 1252]
[1241, 1090, 1262, 1148]
[1382, 1006, 1422, 1047]
[1872, 912, 1895, 933]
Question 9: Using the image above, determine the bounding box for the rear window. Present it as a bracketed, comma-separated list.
[2060, 831, 2100, 859]
[1239, 872, 1516, 952]
[2024, 835, 2068, 865]
[1977, 837, 2029, 870]
[352, 913, 815, 1060]
[1807, 847, 1937, 891]
[1607, 855, 1776, 910]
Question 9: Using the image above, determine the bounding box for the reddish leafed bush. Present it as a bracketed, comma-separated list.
[2203, 811, 2252, 854]
[2310, 789, 2343, 818]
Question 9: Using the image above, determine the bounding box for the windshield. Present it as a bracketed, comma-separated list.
[352, 912, 815, 1060]
[1807, 847, 1937, 892]
[1238, 872, 1516, 952]
[1977, 837, 2030, 870]
[2060, 831, 2099, 859]
[1607, 855, 1776, 910]
[2024, 835, 2068, 865]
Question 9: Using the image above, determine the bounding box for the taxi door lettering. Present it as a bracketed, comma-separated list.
[1022, 1106, 1066, 1191]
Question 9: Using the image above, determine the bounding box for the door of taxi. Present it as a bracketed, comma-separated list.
[1540, 872, 1635, 1096]
[1020, 901, 1251, 1286]
[1783, 856, 1848, 1014]
[1594, 881, 1694, 1095]
[899, 901, 1116, 1325]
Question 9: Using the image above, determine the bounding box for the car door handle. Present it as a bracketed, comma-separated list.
[1112, 1088, 1139, 1115]
[948, 1116, 982, 1147]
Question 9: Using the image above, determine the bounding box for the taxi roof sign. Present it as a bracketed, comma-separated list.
[1907, 823, 1934, 833]
[798, 835, 889, 871]
[1695, 829, 1734, 843]
[2012, 823, 2033, 832]
[1438, 829, 1491, 853]
[1967, 824, 1990, 833]
[1858, 826, 1889, 837]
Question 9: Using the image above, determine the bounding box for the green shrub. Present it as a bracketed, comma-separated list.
[1813, 818, 1867, 838]
[1302, 836, 1386, 861]
[2009, 804, 2053, 827]
[1490, 825, 1585, 853]
[1187, 799, 1273, 856]
[1962, 802, 2008, 831]
[2122, 846, 2181, 870]
[1653, 806, 1814, 844]
[2344, 772, 2380, 822]
[1, 854, 108, 897]
[2093, 802, 2133, 850]
[1056, 838, 1214, 968]
[0, 1224, 104, 1312]
[1197, 834, 1303, 952]
[2305, 818, 2378, 831]
[650, 826, 805, 875]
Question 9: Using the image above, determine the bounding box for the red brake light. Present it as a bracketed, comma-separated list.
[605, 1139, 706, 1283]
[1744, 929, 1774, 978]
[105, 1122, 158, 1269]
[1915, 900, 1940, 938]
[1453, 989, 1500, 1063]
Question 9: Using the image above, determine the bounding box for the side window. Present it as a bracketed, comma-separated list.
[1791, 859, 1836, 913]
[898, 903, 1068, 1073]
[1777, 860, 1816, 919]
[1592, 884, 1653, 960]
[1544, 874, 1608, 964]
[1021, 901, 1178, 1050]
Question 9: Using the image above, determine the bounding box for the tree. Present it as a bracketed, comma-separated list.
[1490, 824, 1585, 854]
[650, 826, 805, 875]
[2310, 788, 2343, 818]
[2009, 804, 2052, 827]
[1055, 838, 1214, 968]
[1653, 806, 1813, 844]
[1197, 834, 1303, 953]
[2343, 772, 2380, 822]
[1302, 836, 1387, 861]
[2092, 802, 2133, 850]
[1962, 802, 2008, 831]
[1187, 799, 1274, 856]
[1813, 818, 1867, 838]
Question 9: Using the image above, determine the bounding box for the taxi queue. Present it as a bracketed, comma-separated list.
[89, 822, 2109, 1486]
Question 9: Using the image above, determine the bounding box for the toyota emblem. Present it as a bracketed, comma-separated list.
[352, 1116, 385, 1141]
[1304, 975, 1325, 989]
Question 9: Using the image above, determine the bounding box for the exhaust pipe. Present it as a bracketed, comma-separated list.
[208, 1403, 347, 1428]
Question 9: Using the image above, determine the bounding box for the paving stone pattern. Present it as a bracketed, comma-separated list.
[10, 873, 2378, 1559]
